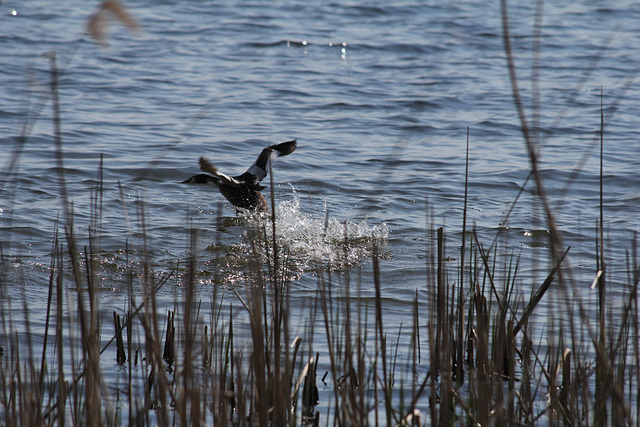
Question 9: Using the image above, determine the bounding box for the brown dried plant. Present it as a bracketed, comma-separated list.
[87, 1, 140, 47]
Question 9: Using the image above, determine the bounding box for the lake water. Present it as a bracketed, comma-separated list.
[2, 0, 640, 423]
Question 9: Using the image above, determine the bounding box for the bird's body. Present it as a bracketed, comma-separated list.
[182, 140, 297, 212]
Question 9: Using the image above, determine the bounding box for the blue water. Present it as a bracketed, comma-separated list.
[2, 0, 640, 422]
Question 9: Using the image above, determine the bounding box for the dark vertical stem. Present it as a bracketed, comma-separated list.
[598, 87, 606, 337]
[268, 160, 285, 425]
[55, 244, 66, 426]
[436, 226, 444, 371]
[39, 229, 58, 399]
[49, 52, 70, 224]
[599, 86, 605, 283]
[457, 128, 470, 385]
[461, 129, 469, 290]
[373, 245, 391, 425]
[500, 0, 530, 144]
[531, 0, 544, 148]
[501, 0, 562, 259]
[414, 288, 421, 363]
[595, 86, 608, 427]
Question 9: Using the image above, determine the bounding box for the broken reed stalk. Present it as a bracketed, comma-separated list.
[114, 311, 126, 365]
[301, 353, 320, 423]
[162, 309, 175, 366]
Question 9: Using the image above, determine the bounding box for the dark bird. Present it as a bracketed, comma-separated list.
[182, 140, 297, 212]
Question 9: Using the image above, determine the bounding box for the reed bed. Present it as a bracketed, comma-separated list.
[2, 2, 639, 426]
[1, 137, 639, 425]
[2, 181, 639, 427]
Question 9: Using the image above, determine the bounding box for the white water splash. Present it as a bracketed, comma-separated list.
[241, 189, 389, 269]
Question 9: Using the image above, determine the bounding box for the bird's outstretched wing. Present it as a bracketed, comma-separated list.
[182, 140, 297, 192]
[198, 157, 240, 186]
[181, 173, 219, 184]
[244, 140, 297, 182]
[181, 157, 239, 186]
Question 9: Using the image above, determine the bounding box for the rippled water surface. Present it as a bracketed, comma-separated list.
[2, 0, 640, 422]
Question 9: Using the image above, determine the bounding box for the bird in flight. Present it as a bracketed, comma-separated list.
[182, 140, 297, 212]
